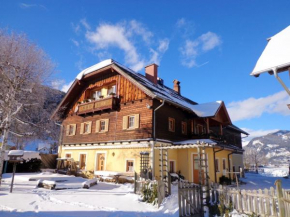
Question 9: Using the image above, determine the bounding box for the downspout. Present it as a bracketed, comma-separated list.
[152, 100, 166, 179]
[273, 68, 290, 96]
[213, 147, 224, 183]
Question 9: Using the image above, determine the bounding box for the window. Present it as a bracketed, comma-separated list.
[222, 159, 226, 170]
[108, 85, 116, 95]
[168, 117, 175, 132]
[79, 154, 86, 170]
[196, 124, 204, 134]
[96, 119, 109, 133]
[129, 116, 135, 128]
[126, 160, 134, 172]
[123, 114, 139, 130]
[182, 121, 187, 135]
[66, 124, 76, 136]
[215, 159, 220, 172]
[65, 153, 71, 158]
[92, 90, 102, 100]
[80, 121, 92, 134]
[169, 161, 175, 173]
[100, 120, 106, 131]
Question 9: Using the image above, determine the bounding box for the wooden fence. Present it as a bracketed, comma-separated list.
[178, 181, 202, 217]
[40, 154, 57, 169]
[209, 180, 290, 217]
[178, 179, 290, 217]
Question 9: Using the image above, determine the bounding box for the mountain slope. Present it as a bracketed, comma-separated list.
[245, 130, 290, 165]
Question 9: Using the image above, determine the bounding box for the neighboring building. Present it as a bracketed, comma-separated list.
[52, 59, 248, 184]
[250, 26, 290, 109]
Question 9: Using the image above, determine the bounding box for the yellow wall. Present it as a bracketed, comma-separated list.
[61, 146, 237, 184]
[61, 148, 151, 173]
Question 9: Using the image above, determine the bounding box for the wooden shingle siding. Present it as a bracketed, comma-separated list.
[62, 99, 153, 143]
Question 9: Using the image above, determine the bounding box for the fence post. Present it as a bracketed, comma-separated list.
[168, 172, 171, 196]
[275, 179, 285, 217]
[134, 172, 137, 194]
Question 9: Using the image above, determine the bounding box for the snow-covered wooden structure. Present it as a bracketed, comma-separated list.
[251, 26, 290, 109]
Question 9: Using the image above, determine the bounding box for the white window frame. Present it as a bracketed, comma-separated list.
[66, 124, 76, 136]
[128, 115, 135, 129]
[79, 152, 87, 170]
[123, 114, 139, 130]
[125, 159, 135, 172]
[95, 151, 107, 171]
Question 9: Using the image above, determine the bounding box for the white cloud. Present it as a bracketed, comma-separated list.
[70, 39, 79, 47]
[80, 18, 91, 30]
[180, 32, 221, 68]
[51, 80, 74, 93]
[241, 128, 279, 146]
[158, 38, 170, 53]
[199, 32, 221, 51]
[84, 20, 169, 71]
[227, 90, 290, 122]
[19, 3, 47, 10]
[61, 81, 74, 92]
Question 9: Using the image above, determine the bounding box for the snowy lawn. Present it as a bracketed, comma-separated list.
[0, 173, 179, 217]
[239, 168, 290, 191]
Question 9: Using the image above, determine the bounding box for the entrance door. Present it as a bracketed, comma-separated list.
[97, 153, 105, 171]
[193, 154, 204, 184]
[79, 154, 86, 170]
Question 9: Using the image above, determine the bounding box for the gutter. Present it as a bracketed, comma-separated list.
[213, 147, 224, 183]
[152, 100, 166, 179]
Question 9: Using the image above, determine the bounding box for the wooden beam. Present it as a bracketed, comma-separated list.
[219, 123, 223, 135]
[206, 118, 209, 134]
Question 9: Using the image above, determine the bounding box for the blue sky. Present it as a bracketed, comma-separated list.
[1, 0, 290, 144]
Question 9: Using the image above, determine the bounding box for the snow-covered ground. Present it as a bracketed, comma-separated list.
[0, 173, 179, 217]
[1, 168, 290, 217]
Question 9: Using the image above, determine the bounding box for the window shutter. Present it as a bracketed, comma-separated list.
[66, 125, 70, 136]
[134, 114, 139, 129]
[96, 120, 100, 133]
[72, 124, 77, 135]
[88, 121, 92, 133]
[123, 116, 128, 129]
[105, 119, 109, 132]
[80, 123, 84, 134]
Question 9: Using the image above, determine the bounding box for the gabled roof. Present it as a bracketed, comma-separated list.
[251, 26, 290, 76]
[52, 59, 232, 123]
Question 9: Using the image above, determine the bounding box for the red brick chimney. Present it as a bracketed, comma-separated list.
[145, 64, 158, 84]
[173, 80, 181, 94]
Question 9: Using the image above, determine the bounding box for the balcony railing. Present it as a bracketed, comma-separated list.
[191, 132, 225, 142]
[76, 96, 119, 115]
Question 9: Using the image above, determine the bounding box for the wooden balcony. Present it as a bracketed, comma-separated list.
[77, 96, 119, 115]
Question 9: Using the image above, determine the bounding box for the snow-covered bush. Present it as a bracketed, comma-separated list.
[141, 180, 158, 205]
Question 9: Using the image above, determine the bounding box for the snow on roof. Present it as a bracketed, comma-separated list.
[8, 150, 24, 156]
[189, 101, 222, 117]
[76, 59, 114, 80]
[173, 139, 217, 145]
[251, 26, 290, 76]
[65, 59, 227, 119]
[4, 151, 40, 161]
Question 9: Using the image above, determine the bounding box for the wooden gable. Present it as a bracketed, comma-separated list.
[66, 67, 148, 116]
[211, 103, 232, 125]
